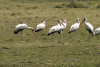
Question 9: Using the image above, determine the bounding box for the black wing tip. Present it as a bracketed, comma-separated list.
[58, 31, 61, 34]
[68, 31, 71, 34]
[35, 29, 43, 32]
[48, 33, 50, 36]
[35, 29, 39, 32]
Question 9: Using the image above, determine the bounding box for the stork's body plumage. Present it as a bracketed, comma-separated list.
[68, 18, 80, 34]
[84, 22, 93, 34]
[48, 25, 61, 36]
[35, 21, 46, 32]
[92, 27, 100, 40]
[14, 24, 27, 34]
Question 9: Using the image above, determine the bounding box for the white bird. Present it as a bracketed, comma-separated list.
[81, 17, 93, 41]
[48, 20, 65, 36]
[68, 18, 80, 36]
[48, 20, 65, 44]
[60, 19, 67, 31]
[35, 21, 47, 40]
[48, 24, 61, 36]
[14, 20, 36, 40]
[92, 27, 100, 40]
[35, 21, 47, 34]
[58, 19, 67, 38]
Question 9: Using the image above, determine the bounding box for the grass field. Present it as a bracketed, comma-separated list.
[0, 0, 100, 67]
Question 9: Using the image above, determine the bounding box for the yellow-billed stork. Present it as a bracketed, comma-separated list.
[35, 21, 47, 34]
[35, 21, 47, 40]
[58, 19, 67, 38]
[80, 17, 93, 41]
[48, 20, 65, 44]
[68, 18, 80, 36]
[14, 20, 36, 40]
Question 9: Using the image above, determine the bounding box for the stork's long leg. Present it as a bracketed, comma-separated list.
[74, 31, 76, 37]
[60, 31, 64, 45]
[21, 31, 22, 40]
[97, 35, 98, 40]
[18, 34, 20, 41]
[88, 32, 90, 41]
[53, 33, 58, 44]
[60, 31, 62, 38]
[42, 30, 44, 35]
[36, 32, 38, 41]
[54, 34, 58, 44]
[52, 33, 54, 39]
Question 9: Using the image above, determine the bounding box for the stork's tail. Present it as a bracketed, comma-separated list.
[48, 32, 55, 36]
[35, 29, 43, 32]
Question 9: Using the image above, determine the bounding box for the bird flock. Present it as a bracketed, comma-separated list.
[14, 17, 100, 44]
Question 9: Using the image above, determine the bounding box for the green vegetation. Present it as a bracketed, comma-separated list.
[0, 0, 100, 67]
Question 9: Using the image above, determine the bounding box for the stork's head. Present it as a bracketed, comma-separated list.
[19, 20, 23, 24]
[64, 19, 66, 22]
[84, 17, 87, 22]
[58, 20, 62, 23]
[77, 18, 80, 21]
[58, 20, 62, 26]
[43, 21, 45, 24]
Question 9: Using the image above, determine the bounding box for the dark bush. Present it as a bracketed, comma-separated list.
[66, 2, 89, 8]
[97, 4, 100, 8]
[67, 2, 77, 8]
[54, 5, 63, 8]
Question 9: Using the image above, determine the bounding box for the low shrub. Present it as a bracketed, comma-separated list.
[97, 4, 100, 8]
[66, 2, 89, 8]
[25, 6, 38, 10]
[54, 4, 63, 8]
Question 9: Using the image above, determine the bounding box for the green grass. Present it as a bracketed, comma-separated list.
[0, 0, 100, 67]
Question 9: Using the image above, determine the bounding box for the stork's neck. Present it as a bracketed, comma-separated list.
[58, 21, 62, 26]
[58, 23, 61, 26]
[27, 27, 33, 30]
[65, 21, 67, 24]
[84, 20, 87, 25]
[77, 20, 80, 25]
